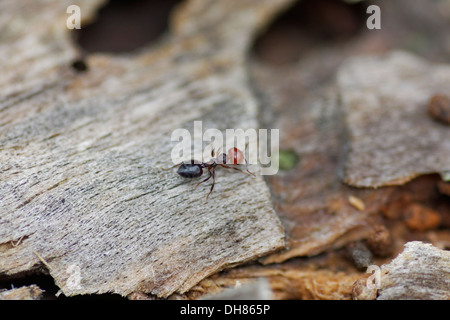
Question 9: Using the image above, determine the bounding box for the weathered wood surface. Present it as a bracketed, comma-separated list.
[339, 52, 450, 188]
[0, 0, 295, 297]
[377, 241, 450, 300]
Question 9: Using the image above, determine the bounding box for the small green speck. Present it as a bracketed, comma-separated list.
[441, 171, 450, 182]
[278, 150, 299, 171]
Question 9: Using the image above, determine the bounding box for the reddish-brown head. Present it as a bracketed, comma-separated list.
[227, 147, 244, 165]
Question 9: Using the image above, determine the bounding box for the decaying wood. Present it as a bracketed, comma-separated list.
[377, 241, 450, 300]
[339, 52, 450, 188]
[250, 58, 393, 264]
[0, 0, 297, 297]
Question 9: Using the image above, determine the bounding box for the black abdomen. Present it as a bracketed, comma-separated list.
[177, 163, 203, 178]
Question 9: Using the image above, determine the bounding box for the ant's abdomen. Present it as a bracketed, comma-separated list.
[177, 163, 203, 178]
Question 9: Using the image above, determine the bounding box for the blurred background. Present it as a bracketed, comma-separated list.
[72, 0, 450, 64]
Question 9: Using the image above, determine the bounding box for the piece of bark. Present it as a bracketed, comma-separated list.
[338, 51, 450, 188]
[0, 0, 295, 297]
[377, 241, 450, 300]
[0, 285, 44, 300]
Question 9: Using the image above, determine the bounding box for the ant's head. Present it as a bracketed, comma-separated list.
[226, 147, 244, 165]
[207, 146, 245, 165]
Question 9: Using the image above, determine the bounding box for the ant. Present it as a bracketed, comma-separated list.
[163, 147, 255, 200]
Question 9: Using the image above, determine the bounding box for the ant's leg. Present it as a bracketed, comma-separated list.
[219, 164, 255, 176]
[161, 162, 182, 170]
[194, 167, 212, 190]
[206, 167, 216, 200]
[244, 158, 255, 176]
[219, 164, 247, 174]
